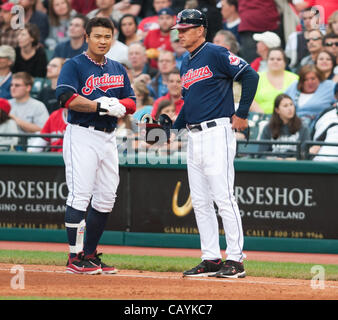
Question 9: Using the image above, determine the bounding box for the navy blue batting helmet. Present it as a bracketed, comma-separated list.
[171, 9, 208, 30]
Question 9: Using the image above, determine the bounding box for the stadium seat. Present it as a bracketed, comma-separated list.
[31, 78, 51, 99]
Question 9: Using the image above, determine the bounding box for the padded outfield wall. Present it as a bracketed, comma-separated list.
[0, 152, 337, 253]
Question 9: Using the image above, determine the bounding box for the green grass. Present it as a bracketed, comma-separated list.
[0, 249, 337, 281]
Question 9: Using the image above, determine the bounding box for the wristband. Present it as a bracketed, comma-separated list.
[64, 93, 79, 109]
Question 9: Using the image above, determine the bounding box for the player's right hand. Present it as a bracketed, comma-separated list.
[95, 97, 126, 118]
[98, 101, 126, 118]
[231, 114, 248, 132]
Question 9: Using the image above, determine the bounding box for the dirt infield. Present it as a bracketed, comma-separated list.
[0, 241, 337, 300]
[0, 263, 338, 300]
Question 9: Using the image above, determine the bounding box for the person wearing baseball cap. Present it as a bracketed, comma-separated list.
[143, 7, 175, 69]
[0, 45, 16, 99]
[251, 31, 281, 72]
[137, 0, 174, 38]
[0, 98, 19, 151]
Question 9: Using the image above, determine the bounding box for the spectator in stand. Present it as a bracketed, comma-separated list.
[53, 14, 89, 59]
[251, 48, 299, 115]
[19, 0, 50, 45]
[0, 2, 19, 48]
[326, 10, 338, 35]
[148, 50, 176, 99]
[250, 31, 281, 73]
[285, 64, 336, 128]
[117, 14, 142, 46]
[213, 29, 239, 53]
[105, 20, 129, 63]
[0, 98, 19, 151]
[87, 0, 123, 22]
[323, 33, 338, 65]
[132, 79, 154, 121]
[219, 0, 240, 43]
[154, 98, 176, 121]
[37, 57, 66, 114]
[71, 0, 97, 15]
[12, 24, 48, 78]
[151, 67, 183, 119]
[292, 0, 338, 25]
[45, 0, 77, 51]
[143, 7, 175, 69]
[285, 7, 320, 73]
[237, 0, 281, 64]
[9, 72, 49, 134]
[128, 42, 158, 81]
[197, 0, 223, 42]
[27, 108, 68, 152]
[138, 0, 173, 39]
[314, 49, 338, 82]
[170, 29, 187, 69]
[0, 45, 15, 100]
[258, 93, 310, 160]
[300, 28, 323, 68]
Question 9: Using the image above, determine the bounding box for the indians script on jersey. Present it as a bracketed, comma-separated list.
[181, 66, 213, 89]
[82, 73, 125, 95]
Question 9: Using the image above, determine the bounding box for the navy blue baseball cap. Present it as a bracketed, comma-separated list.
[158, 7, 175, 16]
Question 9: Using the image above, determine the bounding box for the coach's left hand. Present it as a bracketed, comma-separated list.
[231, 114, 248, 132]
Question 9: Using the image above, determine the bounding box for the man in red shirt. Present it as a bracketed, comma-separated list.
[143, 7, 175, 69]
[151, 68, 183, 120]
[137, 0, 173, 38]
[237, 0, 281, 63]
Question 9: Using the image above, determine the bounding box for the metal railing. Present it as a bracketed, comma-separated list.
[1, 133, 338, 162]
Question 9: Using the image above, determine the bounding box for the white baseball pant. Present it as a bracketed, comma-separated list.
[63, 124, 119, 213]
[187, 117, 245, 262]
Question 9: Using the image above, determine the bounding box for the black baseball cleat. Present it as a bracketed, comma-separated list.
[213, 260, 246, 278]
[85, 251, 118, 274]
[183, 259, 223, 277]
[66, 252, 102, 275]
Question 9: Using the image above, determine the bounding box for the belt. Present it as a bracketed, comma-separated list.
[186, 120, 217, 131]
[78, 123, 115, 133]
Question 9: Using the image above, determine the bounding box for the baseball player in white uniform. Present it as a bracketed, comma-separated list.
[171, 9, 259, 278]
[56, 17, 136, 274]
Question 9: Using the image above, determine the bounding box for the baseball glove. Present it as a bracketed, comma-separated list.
[139, 114, 172, 145]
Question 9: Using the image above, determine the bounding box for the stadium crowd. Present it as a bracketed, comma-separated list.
[0, 0, 337, 160]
